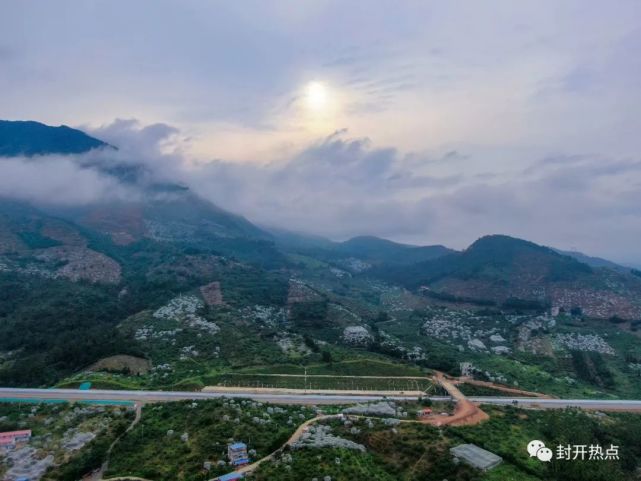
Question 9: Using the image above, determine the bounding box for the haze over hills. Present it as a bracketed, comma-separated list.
[0, 120, 272, 248]
[1, 120, 640, 305]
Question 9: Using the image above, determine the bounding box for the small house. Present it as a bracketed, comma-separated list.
[417, 408, 433, 418]
[227, 442, 249, 466]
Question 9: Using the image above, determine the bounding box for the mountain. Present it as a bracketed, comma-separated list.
[0, 120, 109, 156]
[269, 229, 454, 266]
[374, 235, 641, 319]
[0, 120, 274, 256]
[266, 226, 336, 251]
[554, 248, 630, 273]
[334, 236, 455, 265]
[69, 189, 270, 245]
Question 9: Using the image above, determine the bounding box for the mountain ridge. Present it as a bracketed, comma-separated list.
[373, 234, 641, 319]
[0, 120, 111, 156]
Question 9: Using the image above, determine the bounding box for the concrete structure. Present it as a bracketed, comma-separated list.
[450, 443, 502, 471]
[227, 442, 249, 466]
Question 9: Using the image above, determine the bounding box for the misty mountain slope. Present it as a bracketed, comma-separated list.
[0, 120, 275, 253]
[0, 200, 122, 284]
[555, 248, 631, 273]
[335, 235, 455, 264]
[373, 235, 641, 319]
[0, 120, 110, 156]
[68, 189, 270, 245]
[270, 229, 454, 266]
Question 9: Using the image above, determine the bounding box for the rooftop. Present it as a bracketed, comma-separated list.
[450, 443, 502, 471]
[215, 472, 244, 481]
[0, 430, 32, 437]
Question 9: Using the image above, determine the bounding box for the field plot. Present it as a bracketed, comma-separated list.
[206, 373, 433, 392]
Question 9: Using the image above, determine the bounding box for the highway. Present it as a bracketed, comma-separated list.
[3, 387, 641, 411]
[468, 396, 641, 411]
[0, 387, 429, 405]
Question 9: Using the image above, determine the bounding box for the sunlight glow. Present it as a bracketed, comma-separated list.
[305, 81, 329, 111]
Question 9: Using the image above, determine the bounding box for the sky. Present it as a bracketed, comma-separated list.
[1, 1, 641, 264]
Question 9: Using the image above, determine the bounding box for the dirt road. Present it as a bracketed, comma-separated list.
[424, 372, 489, 427]
[457, 378, 552, 398]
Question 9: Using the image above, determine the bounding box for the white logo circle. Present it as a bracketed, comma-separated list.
[527, 440, 546, 457]
[536, 447, 553, 462]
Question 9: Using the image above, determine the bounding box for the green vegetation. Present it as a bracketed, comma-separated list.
[450, 405, 641, 481]
[0, 273, 141, 387]
[251, 405, 641, 481]
[106, 399, 315, 481]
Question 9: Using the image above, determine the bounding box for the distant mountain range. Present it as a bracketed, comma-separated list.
[373, 234, 641, 319]
[2, 119, 640, 320]
[269, 229, 454, 266]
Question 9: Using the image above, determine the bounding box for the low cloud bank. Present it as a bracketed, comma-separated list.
[1, 119, 640, 264]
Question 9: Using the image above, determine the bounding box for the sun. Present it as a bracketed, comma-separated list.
[305, 81, 329, 111]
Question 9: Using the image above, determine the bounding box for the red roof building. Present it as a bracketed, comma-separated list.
[0, 430, 32, 447]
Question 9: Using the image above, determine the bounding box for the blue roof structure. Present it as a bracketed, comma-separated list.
[229, 442, 246, 450]
[216, 472, 243, 481]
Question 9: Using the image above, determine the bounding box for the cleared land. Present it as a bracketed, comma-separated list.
[205, 373, 433, 392]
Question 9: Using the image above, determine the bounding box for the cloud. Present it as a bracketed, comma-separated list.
[2, 118, 641, 264]
[186, 130, 462, 239]
[181, 128, 641, 264]
[0, 156, 132, 205]
[0, 119, 185, 205]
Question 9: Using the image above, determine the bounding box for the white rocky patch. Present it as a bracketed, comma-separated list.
[553, 333, 615, 355]
[489, 334, 507, 343]
[153, 295, 220, 335]
[3, 447, 54, 481]
[292, 425, 365, 452]
[343, 401, 397, 417]
[61, 429, 96, 452]
[342, 326, 371, 345]
[491, 346, 511, 355]
[240, 305, 286, 326]
[467, 339, 487, 351]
